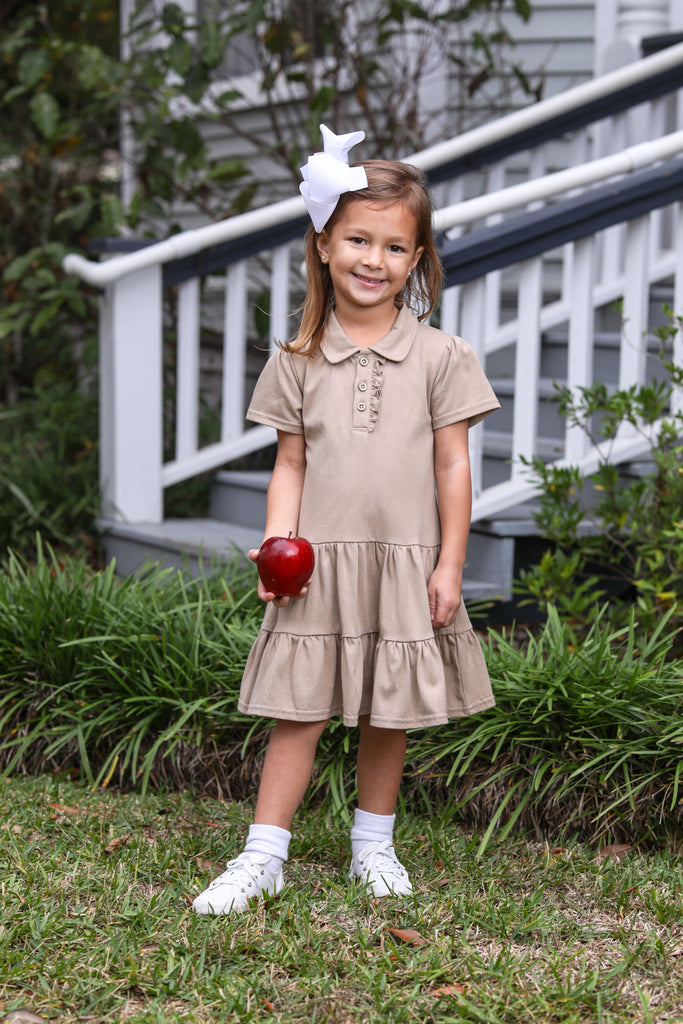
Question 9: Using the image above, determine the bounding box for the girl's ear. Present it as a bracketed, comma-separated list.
[409, 246, 424, 273]
[316, 232, 330, 263]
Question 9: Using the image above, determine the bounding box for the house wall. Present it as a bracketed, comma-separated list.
[443, 0, 597, 132]
[121, 1, 679, 229]
[155, 1, 601, 231]
[501, 0, 596, 93]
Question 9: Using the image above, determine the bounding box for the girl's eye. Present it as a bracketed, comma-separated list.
[349, 236, 366, 245]
[389, 244, 406, 253]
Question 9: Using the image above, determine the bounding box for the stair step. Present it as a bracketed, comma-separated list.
[489, 376, 562, 398]
[482, 430, 565, 462]
[101, 517, 503, 600]
[471, 501, 541, 538]
[210, 470, 270, 529]
[211, 437, 567, 524]
[101, 517, 263, 577]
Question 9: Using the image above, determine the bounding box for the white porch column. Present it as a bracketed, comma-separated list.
[99, 266, 164, 523]
[617, 0, 670, 45]
[599, 1, 671, 73]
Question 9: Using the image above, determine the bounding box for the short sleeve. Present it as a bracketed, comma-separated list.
[430, 336, 500, 430]
[246, 349, 305, 434]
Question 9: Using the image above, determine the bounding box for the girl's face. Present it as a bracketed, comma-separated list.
[316, 199, 423, 321]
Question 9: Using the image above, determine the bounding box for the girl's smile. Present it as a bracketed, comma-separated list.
[317, 200, 424, 330]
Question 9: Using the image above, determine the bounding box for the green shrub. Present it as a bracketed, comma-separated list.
[2, 542, 681, 847]
[0, 382, 99, 561]
[0, 539, 263, 791]
[517, 319, 683, 631]
[418, 605, 683, 849]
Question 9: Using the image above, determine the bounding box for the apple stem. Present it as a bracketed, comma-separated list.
[288, 531, 293, 538]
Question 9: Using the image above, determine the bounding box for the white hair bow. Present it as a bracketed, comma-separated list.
[299, 124, 368, 232]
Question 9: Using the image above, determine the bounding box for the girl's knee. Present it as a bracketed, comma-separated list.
[273, 717, 330, 742]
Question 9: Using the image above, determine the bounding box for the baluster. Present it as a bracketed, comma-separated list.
[565, 237, 596, 461]
[620, 215, 650, 392]
[222, 260, 248, 441]
[438, 177, 465, 334]
[648, 97, 668, 262]
[561, 129, 590, 305]
[485, 162, 505, 342]
[527, 146, 546, 210]
[100, 266, 163, 522]
[440, 285, 459, 337]
[512, 257, 543, 476]
[600, 113, 627, 286]
[175, 277, 200, 461]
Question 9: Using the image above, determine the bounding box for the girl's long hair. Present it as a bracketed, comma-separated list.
[286, 160, 443, 356]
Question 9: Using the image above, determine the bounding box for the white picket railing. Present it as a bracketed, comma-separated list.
[63, 41, 683, 527]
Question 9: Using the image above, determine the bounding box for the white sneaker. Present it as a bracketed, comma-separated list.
[349, 839, 413, 897]
[192, 851, 284, 915]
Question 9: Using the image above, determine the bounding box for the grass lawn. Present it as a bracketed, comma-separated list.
[1, 775, 681, 1023]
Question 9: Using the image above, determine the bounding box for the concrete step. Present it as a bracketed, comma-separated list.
[101, 518, 263, 577]
[101, 516, 503, 600]
[210, 470, 270, 530]
[208, 471, 549, 603]
[489, 376, 567, 440]
[486, 329, 626, 381]
[211, 433, 567, 524]
[105, 456, 656, 608]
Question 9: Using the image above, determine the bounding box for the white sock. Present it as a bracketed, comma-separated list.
[350, 808, 395, 857]
[244, 823, 291, 872]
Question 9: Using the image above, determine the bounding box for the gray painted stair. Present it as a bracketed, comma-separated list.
[102, 283, 674, 608]
[103, 469, 515, 601]
[207, 469, 527, 602]
[102, 517, 263, 578]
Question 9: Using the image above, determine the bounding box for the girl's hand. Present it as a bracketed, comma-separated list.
[427, 563, 462, 628]
[248, 548, 312, 607]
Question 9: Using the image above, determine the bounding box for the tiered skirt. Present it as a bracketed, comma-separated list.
[238, 541, 494, 729]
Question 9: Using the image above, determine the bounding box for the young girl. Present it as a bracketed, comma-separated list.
[193, 125, 499, 915]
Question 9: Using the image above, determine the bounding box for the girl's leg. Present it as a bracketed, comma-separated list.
[254, 717, 330, 827]
[356, 715, 407, 814]
[193, 718, 328, 915]
[350, 716, 412, 896]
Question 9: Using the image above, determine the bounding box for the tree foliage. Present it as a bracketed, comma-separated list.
[516, 311, 683, 634]
[124, 0, 538, 219]
[1, 0, 538, 399]
[0, 0, 123, 400]
[0, 1, 539, 557]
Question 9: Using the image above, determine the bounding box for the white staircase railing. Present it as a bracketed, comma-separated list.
[63, 41, 683, 526]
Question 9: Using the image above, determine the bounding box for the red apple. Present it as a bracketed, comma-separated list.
[257, 534, 315, 597]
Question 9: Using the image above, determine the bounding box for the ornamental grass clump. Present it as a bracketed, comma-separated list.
[414, 606, 683, 847]
[1, 540, 681, 847]
[0, 539, 265, 794]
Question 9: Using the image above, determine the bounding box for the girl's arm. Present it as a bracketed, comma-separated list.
[249, 430, 308, 606]
[429, 419, 472, 628]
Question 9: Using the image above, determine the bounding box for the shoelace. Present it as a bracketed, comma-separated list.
[357, 839, 407, 876]
[209, 852, 270, 892]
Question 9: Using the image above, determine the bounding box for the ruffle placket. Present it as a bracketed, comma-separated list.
[368, 356, 385, 432]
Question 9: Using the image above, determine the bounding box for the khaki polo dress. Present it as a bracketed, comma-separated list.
[238, 305, 500, 729]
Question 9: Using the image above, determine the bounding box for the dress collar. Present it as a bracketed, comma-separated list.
[321, 304, 419, 364]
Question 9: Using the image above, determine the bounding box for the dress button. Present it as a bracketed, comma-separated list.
[358, 381, 368, 391]
[357, 401, 367, 411]
[359, 356, 369, 366]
